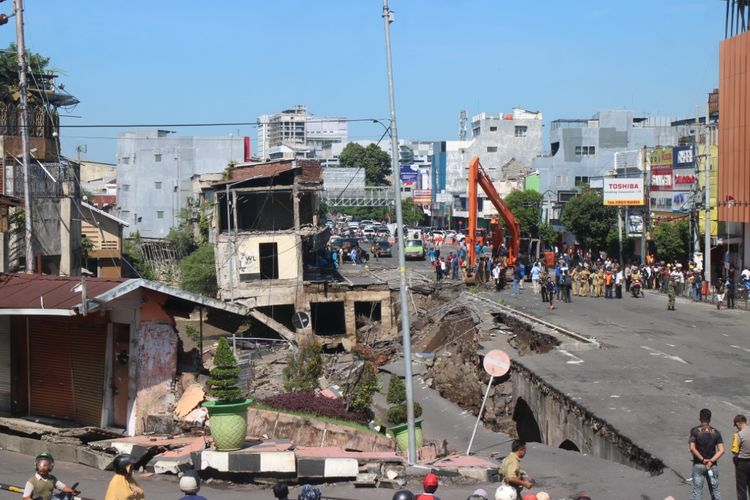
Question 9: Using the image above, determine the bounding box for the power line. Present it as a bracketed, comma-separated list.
[56, 117, 390, 129]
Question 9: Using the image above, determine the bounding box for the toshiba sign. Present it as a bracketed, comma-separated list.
[603, 178, 644, 206]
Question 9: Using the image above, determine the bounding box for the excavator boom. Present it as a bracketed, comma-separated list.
[467, 156, 521, 271]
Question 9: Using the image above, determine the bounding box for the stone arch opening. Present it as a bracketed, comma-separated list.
[512, 397, 542, 443]
[559, 439, 581, 452]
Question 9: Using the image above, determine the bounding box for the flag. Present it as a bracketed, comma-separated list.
[725, 195, 736, 207]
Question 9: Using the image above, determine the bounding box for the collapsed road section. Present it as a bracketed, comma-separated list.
[412, 289, 665, 475]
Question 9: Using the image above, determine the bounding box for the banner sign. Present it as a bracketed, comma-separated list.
[603, 178, 644, 206]
[673, 145, 695, 169]
[650, 165, 672, 191]
[649, 147, 673, 169]
[400, 165, 419, 186]
[413, 189, 432, 205]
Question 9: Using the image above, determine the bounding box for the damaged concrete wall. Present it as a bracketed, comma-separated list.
[304, 287, 394, 343]
[134, 321, 177, 434]
[511, 363, 664, 474]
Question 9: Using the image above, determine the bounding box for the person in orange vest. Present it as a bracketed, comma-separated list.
[604, 268, 614, 298]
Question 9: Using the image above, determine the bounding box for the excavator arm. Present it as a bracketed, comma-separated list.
[467, 156, 521, 271]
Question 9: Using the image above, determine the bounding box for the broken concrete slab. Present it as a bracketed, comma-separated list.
[77, 447, 114, 470]
[175, 384, 205, 418]
[193, 440, 296, 474]
[146, 437, 206, 475]
[353, 472, 378, 487]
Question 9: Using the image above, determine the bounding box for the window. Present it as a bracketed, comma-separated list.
[122, 184, 130, 192]
[120, 210, 130, 220]
[156, 211, 164, 219]
[575, 146, 596, 156]
[489, 126, 497, 132]
[154, 181, 162, 189]
[487, 146, 498, 153]
[259, 242, 279, 280]
[154, 154, 162, 162]
[121, 157, 130, 165]
[574, 176, 590, 187]
[555, 176, 568, 188]
[515, 126, 528, 137]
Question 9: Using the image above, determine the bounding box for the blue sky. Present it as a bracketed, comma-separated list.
[1, 0, 723, 162]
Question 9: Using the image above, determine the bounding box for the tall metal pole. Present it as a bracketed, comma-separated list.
[382, 0, 417, 465]
[640, 146, 648, 266]
[14, 0, 33, 273]
[704, 105, 712, 290]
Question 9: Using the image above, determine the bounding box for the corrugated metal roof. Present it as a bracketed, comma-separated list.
[0, 273, 124, 310]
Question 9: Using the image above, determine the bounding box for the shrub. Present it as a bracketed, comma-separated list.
[207, 337, 243, 402]
[385, 374, 422, 425]
[283, 339, 323, 393]
[261, 392, 369, 424]
[180, 243, 218, 297]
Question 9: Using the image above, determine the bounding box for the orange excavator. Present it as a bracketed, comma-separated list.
[467, 156, 521, 271]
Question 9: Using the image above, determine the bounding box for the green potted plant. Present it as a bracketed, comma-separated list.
[202, 337, 252, 451]
[386, 374, 423, 451]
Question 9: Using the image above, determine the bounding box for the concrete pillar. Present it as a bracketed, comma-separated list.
[344, 297, 356, 339]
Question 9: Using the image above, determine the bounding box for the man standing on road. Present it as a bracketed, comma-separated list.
[732, 414, 750, 500]
[500, 440, 535, 498]
[689, 408, 725, 500]
[667, 276, 677, 311]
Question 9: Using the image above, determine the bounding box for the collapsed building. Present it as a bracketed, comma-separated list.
[207, 159, 395, 346]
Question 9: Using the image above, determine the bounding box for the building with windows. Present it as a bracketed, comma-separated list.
[116, 130, 249, 238]
[532, 110, 689, 222]
[257, 105, 348, 161]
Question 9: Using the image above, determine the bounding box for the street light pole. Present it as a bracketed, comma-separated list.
[14, 0, 33, 272]
[382, 0, 417, 465]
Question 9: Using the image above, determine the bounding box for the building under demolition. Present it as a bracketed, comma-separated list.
[207, 159, 394, 346]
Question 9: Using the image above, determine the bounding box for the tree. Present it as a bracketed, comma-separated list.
[652, 219, 690, 263]
[283, 339, 323, 393]
[338, 143, 392, 186]
[560, 190, 617, 252]
[0, 44, 52, 103]
[180, 243, 218, 297]
[207, 337, 243, 402]
[503, 190, 544, 238]
[401, 198, 424, 227]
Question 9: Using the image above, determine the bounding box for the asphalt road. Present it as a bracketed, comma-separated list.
[483, 282, 750, 491]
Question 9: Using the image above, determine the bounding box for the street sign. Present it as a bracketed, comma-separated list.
[483, 349, 511, 377]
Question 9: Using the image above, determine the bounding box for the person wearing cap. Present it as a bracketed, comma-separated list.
[177, 470, 206, 500]
[415, 472, 441, 500]
[22, 453, 77, 500]
[732, 414, 750, 500]
[466, 488, 488, 500]
[105, 453, 145, 500]
[500, 440, 535, 497]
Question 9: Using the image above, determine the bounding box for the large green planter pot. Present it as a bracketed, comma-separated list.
[203, 399, 252, 451]
[389, 419, 424, 452]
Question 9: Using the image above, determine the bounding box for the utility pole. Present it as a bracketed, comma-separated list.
[382, 0, 417, 465]
[640, 146, 648, 265]
[14, 0, 33, 272]
[704, 104, 712, 290]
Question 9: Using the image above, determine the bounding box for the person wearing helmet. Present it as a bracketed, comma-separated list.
[500, 440, 535, 498]
[273, 481, 290, 500]
[393, 490, 415, 500]
[22, 453, 77, 500]
[494, 484, 518, 500]
[415, 472, 441, 500]
[297, 484, 321, 500]
[467, 488, 488, 499]
[177, 470, 206, 500]
[104, 453, 145, 500]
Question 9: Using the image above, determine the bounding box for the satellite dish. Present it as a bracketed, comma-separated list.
[292, 312, 310, 330]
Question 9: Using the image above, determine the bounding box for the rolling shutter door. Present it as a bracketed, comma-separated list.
[29, 317, 107, 426]
[0, 316, 10, 413]
[29, 318, 75, 420]
[70, 320, 106, 426]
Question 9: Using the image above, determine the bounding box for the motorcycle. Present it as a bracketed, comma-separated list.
[0, 481, 90, 500]
[631, 279, 642, 298]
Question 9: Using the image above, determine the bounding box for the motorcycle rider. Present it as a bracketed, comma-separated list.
[22, 452, 77, 500]
[177, 470, 206, 500]
[104, 453, 145, 500]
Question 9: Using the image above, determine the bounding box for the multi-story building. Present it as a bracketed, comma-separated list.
[257, 105, 347, 161]
[116, 129, 249, 238]
[533, 110, 690, 222]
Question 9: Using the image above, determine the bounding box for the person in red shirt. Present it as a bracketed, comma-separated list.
[415, 472, 441, 500]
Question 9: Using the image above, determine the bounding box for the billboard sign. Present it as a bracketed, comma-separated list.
[673, 170, 697, 189]
[650, 165, 672, 191]
[413, 189, 432, 205]
[603, 178, 644, 206]
[627, 214, 643, 236]
[650, 191, 673, 212]
[673, 145, 695, 169]
[650, 147, 673, 169]
[672, 191, 691, 214]
[400, 165, 419, 186]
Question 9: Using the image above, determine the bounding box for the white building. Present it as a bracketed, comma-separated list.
[257, 105, 348, 161]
